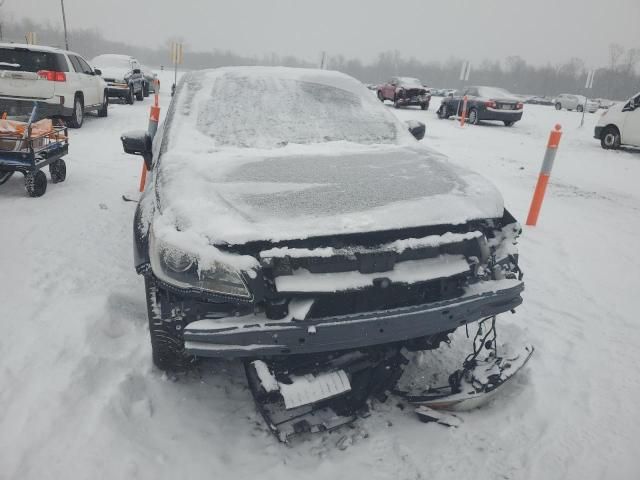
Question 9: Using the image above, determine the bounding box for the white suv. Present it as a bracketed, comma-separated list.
[595, 92, 640, 149]
[0, 43, 108, 128]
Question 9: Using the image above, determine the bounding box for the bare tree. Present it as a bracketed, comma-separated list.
[609, 43, 625, 70]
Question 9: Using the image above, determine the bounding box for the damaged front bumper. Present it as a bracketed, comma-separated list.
[181, 278, 523, 358]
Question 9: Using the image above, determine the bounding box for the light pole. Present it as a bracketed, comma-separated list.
[0, 1, 5, 42]
[60, 0, 69, 50]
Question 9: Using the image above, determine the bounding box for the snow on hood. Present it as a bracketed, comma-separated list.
[152, 67, 504, 245]
[95, 66, 130, 81]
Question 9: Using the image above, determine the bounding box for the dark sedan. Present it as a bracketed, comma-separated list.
[438, 86, 524, 126]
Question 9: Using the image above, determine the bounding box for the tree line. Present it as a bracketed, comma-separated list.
[1, 17, 638, 100]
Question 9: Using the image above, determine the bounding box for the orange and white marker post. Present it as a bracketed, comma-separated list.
[139, 79, 162, 192]
[459, 95, 468, 126]
[526, 124, 563, 226]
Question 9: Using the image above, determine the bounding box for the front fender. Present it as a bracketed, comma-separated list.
[133, 190, 155, 272]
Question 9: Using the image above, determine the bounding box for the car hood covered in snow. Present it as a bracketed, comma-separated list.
[153, 143, 504, 245]
[150, 67, 504, 245]
[96, 66, 130, 81]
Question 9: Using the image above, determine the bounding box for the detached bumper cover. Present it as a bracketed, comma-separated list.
[183, 279, 524, 358]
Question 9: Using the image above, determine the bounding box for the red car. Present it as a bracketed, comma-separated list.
[377, 76, 431, 110]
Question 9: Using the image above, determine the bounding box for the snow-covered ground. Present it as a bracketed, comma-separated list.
[1, 72, 639, 479]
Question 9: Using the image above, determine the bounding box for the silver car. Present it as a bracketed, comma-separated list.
[554, 93, 598, 113]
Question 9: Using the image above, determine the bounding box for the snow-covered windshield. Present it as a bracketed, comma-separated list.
[478, 87, 514, 98]
[178, 68, 403, 149]
[91, 55, 131, 69]
[398, 77, 423, 87]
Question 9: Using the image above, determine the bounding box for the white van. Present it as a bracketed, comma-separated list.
[595, 92, 640, 149]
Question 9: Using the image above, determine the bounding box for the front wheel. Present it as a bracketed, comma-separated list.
[468, 108, 479, 125]
[143, 82, 150, 97]
[601, 126, 621, 150]
[49, 159, 67, 183]
[420, 102, 429, 110]
[135, 85, 144, 101]
[393, 96, 401, 109]
[24, 170, 47, 197]
[504, 120, 515, 127]
[437, 104, 449, 119]
[377, 91, 384, 102]
[555, 103, 562, 110]
[126, 86, 135, 105]
[577, 105, 584, 113]
[97, 93, 108, 117]
[145, 277, 196, 371]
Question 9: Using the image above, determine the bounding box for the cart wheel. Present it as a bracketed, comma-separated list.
[25, 170, 47, 197]
[50, 159, 67, 183]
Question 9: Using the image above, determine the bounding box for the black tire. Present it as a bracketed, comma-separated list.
[420, 102, 429, 110]
[66, 95, 84, 128]
[145, 277, 196, 371]
[49, 159, 67, 183]
[24, 170, 47, 197]
[555, 103, 562, 110]
[468, 108, 479, 125]
[577, 104, 584, 113]
[504, 120, 515, 127]
[143, 82, 150, 97]
[601, 126, 621, 150]
[135, 85, 144, 101]
[97, 92, 108, 117]
[437, 103, 450, 119]
[126, 86, 135, 105]
[393, 96, 401, 109]
[377, 90, 384, 102]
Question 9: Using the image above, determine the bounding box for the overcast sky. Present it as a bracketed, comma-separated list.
[2, 0, 639, 67]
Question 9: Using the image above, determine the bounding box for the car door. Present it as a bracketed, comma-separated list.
[69, 55, 97, 106]
[66, 55, 86, 102]
[622, 94, 640, 146]
[76, 55, 101, 106]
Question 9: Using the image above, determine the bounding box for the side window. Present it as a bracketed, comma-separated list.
[54, 53, 70, 72]
[77, 56, 93, 74]
[69, 55, 83, 73]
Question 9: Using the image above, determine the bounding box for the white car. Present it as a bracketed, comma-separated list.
[0, 43, 108, 128]
[594, 92, 640, 149]
[554, 93, 598, 113]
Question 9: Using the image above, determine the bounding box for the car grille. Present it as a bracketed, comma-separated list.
[258, 231, 486, 318]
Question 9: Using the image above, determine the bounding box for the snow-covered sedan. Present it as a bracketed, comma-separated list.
[91, 54, 144, 104]
[121, 67, 524, 372]
[438, 86, 524, 126]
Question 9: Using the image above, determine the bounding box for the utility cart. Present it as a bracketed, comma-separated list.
[0, 104, 68, 197]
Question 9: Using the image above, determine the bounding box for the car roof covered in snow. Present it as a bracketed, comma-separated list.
[0, 42, 82, 57]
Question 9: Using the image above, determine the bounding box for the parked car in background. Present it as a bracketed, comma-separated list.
[526, 96, 554, 106]
[0, 43, 108, 127]
[437, 86, 524, 126]
[594, 92, 640, 149]
[377, 76, 431, 109]
[91, 54, 144, 104]
[554, 94, 598, 113]
[140, 65, 159, 97]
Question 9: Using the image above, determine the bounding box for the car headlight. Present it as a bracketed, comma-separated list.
[149, 228, 251, 299]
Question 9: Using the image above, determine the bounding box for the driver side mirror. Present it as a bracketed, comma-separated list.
[121, 130, 152, 170]
[406, 120, 425, 141]
[94, 68, 102, 76]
